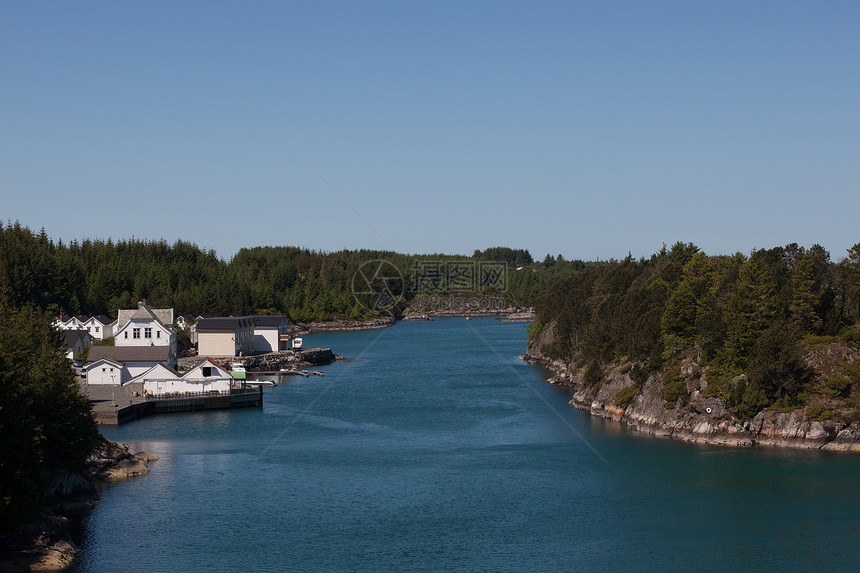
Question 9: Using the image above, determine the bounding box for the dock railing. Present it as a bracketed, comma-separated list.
[144, 387, 261, 401]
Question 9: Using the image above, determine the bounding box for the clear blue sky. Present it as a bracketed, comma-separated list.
[2, 1, 858, 262]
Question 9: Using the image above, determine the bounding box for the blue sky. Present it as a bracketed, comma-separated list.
[2, 1, 858, 262]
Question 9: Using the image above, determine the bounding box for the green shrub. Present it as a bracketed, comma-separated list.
[771, 396, 798, 413]
[616, 384, 638, 409]
[806, 404, 833, 422]
[584, 360, 602, 388]
[630, 364, 649, 386]
[619, 364, 632, 375]
[840, 361, 860, 384]
[733, 380, 769, 419]
[661, 363, 688, 408]
[825, 375, 852, 398]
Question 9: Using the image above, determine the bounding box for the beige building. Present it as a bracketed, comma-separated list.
[196, 315, 292, 357]
[196, 317, 255, 357]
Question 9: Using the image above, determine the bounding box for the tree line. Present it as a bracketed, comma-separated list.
[0, 222, 577, 322]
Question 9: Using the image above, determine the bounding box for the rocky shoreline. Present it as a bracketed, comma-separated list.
[0, 440, 157, 571]
[178, 347, 342, 373]
[301, 317, 395, 331]
[523, 325, 860, 452]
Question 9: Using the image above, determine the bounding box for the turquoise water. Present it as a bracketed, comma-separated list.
[75, 318, 860, 571]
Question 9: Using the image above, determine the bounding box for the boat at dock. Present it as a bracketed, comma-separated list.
[230, 362, 247, 380]
[242, 375, 277, 387]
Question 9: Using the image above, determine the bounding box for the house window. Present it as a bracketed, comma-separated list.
[145, 328, 152, 339]
[95, 326, 100, 333]
[87, 327, 91, 332]
[157, 331, 161, 339]
[133, 328, 141, 339]
[202, 366, 212, 377]
[102, 368, 106, 372]
[124, 332, 128, 339]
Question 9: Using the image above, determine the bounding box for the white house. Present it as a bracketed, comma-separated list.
[114, 302, 177, 368]
[86, 346, 171, 383]
[130, 359, 233, 396]
[251, 315, 291, 353]
[85, 358, 124, 385]
[54, 314, 87, 331]
[81, 315, 115, 341]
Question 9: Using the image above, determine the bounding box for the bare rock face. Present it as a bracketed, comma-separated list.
[690, 397, 729, 419]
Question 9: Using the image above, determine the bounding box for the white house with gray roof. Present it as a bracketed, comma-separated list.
[114, 301, 177, 368]
[81, 315, 115, 341]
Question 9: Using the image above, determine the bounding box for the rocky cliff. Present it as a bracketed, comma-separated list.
[524, 322, 860, 452]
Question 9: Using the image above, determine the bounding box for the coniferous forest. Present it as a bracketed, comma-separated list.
[0, 222, 568, 322]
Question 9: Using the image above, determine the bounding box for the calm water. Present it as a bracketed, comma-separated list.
[75, 318, 860, 572]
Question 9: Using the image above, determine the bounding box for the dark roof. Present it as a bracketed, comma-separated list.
[197, 315, 289, 331]
[93, 315, 113, 324]
[63, 329, 90, 347]
[74, 315, 90, 322]
[87, 346, 170, 363]
[251, 315, 289, 327]
[196, 317, 246, 332]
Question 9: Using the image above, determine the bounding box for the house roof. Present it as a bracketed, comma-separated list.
[196, 317, 252, 332]
[93, 315, 113, 325]
[127, 362, 183, 385]
[185, 357, 232, 377]
[117, 302, 173, 329]
[251, 315, 289, 327]
[87, 358, 124, 369]
[197, 315, 289, 331]
[63, 329, 90, 347]
[87, 345, 170, 363]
